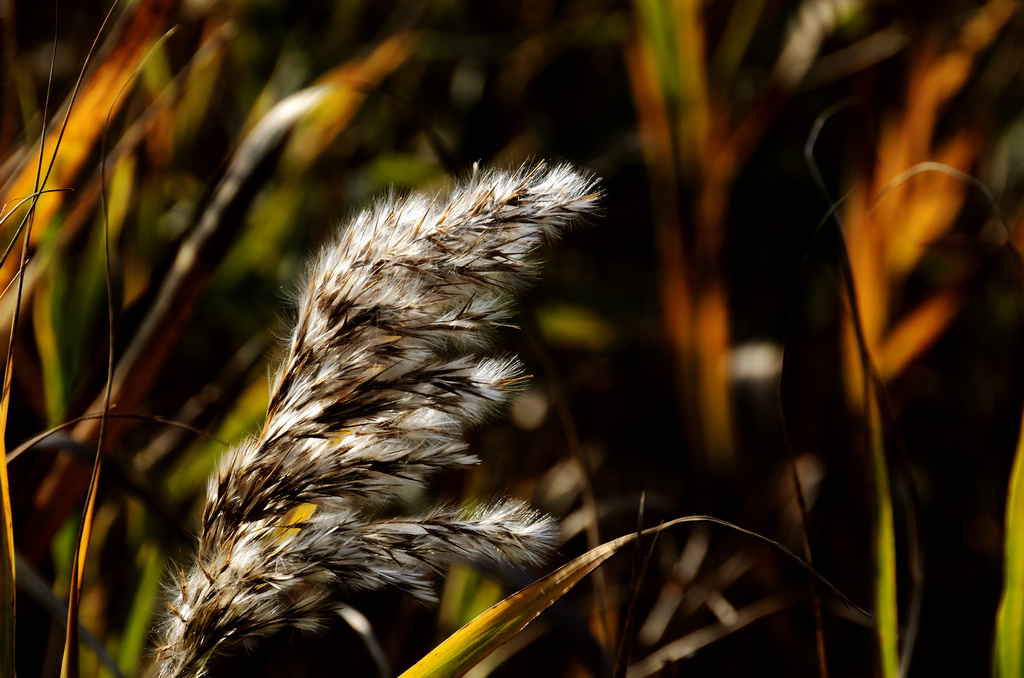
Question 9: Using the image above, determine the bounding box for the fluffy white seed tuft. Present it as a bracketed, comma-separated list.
[154, 162, 599, 677]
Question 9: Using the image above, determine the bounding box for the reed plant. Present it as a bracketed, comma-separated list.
[6, 2, 1024, 677]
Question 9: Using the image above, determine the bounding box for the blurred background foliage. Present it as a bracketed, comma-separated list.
[5, 0, 1024, 676]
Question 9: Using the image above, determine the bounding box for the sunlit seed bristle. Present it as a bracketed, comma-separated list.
[154, 162, 599, 677]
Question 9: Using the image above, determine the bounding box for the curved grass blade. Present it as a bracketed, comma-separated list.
[0, 328, 15, 678]
[627, 592, 799, 678]
[400, 515, 867, 678]
[995, 406, 1024, 677]
[6, 412, 224, 464]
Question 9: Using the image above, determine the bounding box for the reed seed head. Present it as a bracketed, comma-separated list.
[153, 162, 600, 677]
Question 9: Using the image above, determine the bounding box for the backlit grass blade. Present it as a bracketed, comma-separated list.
[0, 335, 16, 678]
[400, 516, 867, 678]
[807, 93, 903, 678]
[994, 406, 1024, 677]
[402, 532, 623, 678]
[995, 185, 1024, 676]
[836, 200, 901, 678]
[868, 392, 899, 678]
[60, 469, 107, 678]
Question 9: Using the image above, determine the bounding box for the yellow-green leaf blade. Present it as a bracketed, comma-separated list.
[869, 393, 900, 677]
[995, 406, 1024, 677]
[401, 529, 634, 678]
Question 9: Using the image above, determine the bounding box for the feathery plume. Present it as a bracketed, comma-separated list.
[153, 162, 600, 677]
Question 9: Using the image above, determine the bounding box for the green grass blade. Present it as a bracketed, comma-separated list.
[868, 393, 899, 677]
[994, 407, 1024, 677]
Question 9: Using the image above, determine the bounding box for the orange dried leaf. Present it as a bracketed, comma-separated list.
[877, 290, 961, 381]
[0, 0, 176, 285]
